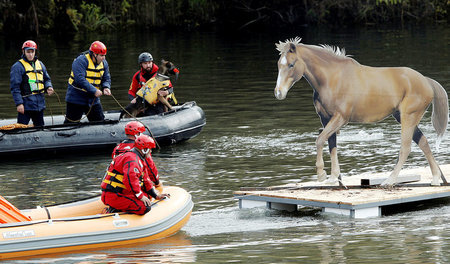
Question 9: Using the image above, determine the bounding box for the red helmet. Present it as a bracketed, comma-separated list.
[124, 121, 146, 136]
[22, 40, 37, 50]
[89, 41, 107, 55]
[134, 135, 156, 150]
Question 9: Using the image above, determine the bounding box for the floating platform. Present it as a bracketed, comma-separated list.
[234, 164, 450, 218]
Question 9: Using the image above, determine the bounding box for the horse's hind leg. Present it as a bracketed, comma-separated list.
[415, 130, 445, 185]
[382, 110, 425, 186]
[391, 111, 445, 186]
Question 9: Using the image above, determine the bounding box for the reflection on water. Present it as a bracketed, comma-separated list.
[1, 25, 449, 263]
[13, 233, 196, 264]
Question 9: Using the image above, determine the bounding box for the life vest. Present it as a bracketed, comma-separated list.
[136, 75, 172, 105]
[102, 151, 146, 193]
[102, 169, 146, 193]
[167, 92, 178, 105]
[19, 59, 45, 95]
[68, 53, 105, 90]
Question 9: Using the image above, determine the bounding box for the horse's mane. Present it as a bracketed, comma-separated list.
[319, 44, 349, 58]
[275, 37, 350, 58]
[275, 37, 302, 54]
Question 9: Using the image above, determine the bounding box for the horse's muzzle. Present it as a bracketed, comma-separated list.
[274, 88, 285, 100]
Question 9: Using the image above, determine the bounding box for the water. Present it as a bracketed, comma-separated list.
[1, 25, 449, 263]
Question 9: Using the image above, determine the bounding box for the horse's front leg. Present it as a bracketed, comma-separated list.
[317, 113, 339, 182]
[316, 113, 346, 183]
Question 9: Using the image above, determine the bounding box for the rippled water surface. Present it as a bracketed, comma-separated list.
[1, 25, 449, 263]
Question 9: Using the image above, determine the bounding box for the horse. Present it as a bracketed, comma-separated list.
[121, 59, 179, 118]
[274, 37, 448, 186]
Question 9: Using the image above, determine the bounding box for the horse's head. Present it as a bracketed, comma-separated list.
[274, 38, 305, 100]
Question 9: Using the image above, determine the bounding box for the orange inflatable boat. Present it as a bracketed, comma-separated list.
[0, 186, 193, 260]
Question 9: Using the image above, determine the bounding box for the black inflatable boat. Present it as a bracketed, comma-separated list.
[0, 101, 205, 157]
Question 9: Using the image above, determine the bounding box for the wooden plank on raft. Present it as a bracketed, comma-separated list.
[234, 164, 450, 218]
[360, 174, 421, 186]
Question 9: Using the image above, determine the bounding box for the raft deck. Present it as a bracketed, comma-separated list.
[234, 164, 450, 218]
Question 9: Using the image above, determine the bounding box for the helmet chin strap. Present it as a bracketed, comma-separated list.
[142, 148, 150, 155]
[92, 53, 99, 64]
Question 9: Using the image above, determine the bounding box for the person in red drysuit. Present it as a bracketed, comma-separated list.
[111, 121, 146, 159]
[128, 52, 160, 100]
[111, 121, 164, 193]
[101, 134, 169, 215]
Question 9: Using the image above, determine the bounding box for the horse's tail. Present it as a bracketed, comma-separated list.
[427, 77, 448, 150]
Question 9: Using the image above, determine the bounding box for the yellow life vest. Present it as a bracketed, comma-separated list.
[102, 171, 127, 190]
[19, 59, 45, 94]
[68, 53, 105, 90]
[136, 76, 171, 105]
[102, 171, 145, 192]
[167, 92, 178, 105]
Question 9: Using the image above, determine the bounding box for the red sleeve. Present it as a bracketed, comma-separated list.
[145, 155, 159, 183]
[122, 154, 145, 199]
[128, 71, 140, 97]
[142, 171, 154, 193]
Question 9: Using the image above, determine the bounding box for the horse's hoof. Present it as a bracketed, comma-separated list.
[431, 178, 440, 186]
[325, 177, 339, 185]
[317, 171, 327, 182]
[381, 178, 397, 187]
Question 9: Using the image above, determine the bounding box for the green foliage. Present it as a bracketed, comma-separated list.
[66, 8, 82, 31]
[0, 0, 447, 35]
[79, 1, 113, 31]
[376, 0, 406, 5]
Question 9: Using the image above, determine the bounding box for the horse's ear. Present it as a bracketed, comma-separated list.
[289, 43, 296, 53]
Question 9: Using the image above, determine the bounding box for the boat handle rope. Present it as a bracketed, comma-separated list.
[43, 206, 51, 220]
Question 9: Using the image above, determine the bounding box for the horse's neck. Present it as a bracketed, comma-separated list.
[300, 46, 342, 91]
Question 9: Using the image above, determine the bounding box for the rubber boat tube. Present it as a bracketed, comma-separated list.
[0, 101, 206, 157]
[0, 186, 193, 260]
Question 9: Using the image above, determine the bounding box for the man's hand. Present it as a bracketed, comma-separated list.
[140, 195, 152, 206]
[131, 97, 137, 104]
[155, 193, 170, 200]
[103, 88, 111, 96]
[94, 90, 103, 97]
[47, 87, 54, 96]
[16, 104, 24, 114]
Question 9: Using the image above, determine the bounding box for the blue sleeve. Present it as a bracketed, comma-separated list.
[40, 62, 53, 89]
[10, 62, 24, 106]
[101, 60, 111, 90]
[72, 55, 97, 95]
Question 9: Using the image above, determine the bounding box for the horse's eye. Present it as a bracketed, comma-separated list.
[288, 63, 294, 68]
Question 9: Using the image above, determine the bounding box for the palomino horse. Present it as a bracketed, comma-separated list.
[274, 37, 448, 186]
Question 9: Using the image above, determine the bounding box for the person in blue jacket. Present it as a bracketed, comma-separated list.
[10, 40, 54, 127]
[64, 40, 111, 123]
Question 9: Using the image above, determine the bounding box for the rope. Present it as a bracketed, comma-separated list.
[109, 93, 161, 149]
[0, 123, 33, 130]
[53, 90, 95, 123]
[44, 93, 55, 126]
